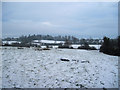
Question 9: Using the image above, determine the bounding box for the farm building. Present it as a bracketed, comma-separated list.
[32, 40, 65, 46]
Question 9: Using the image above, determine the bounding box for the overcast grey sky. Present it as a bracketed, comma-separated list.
[2, 2, 118, 38]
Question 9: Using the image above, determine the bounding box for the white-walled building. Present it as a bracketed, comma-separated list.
[2, 41, 21, 45]
[32, 40, 65, 46]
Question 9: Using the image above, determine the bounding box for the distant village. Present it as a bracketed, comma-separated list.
[1, 35, 120, 56]
[2, 39, 65, 46]
[1, 34, 103, 49]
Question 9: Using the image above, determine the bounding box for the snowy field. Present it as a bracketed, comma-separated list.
[1, 47, 118, 88]
[41, 44, 101, 49]
[71, 44, 101, 49]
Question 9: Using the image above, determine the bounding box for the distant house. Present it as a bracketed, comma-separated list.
[32, 40, 42, 46]
[2, 41, 21, 45]
[32, 40, 65, 46]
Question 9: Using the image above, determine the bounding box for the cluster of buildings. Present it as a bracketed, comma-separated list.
[1, 39, 102, 49]
[2, 40, 65, 46]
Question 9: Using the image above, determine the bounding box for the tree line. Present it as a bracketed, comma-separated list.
[2, 34, 102, 45]
[2, 34, 120, 56]
[100, 36, 120, 56]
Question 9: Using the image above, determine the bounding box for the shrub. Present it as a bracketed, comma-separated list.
[58, 45, 74, 49]
[58, 45, 70, 49]
[100, 36, 120, 56]
[78, 46, 97, 50]
[90, 46, 97, 50]
[78, 42, 97, 50]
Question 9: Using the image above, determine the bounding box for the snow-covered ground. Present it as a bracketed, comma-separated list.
[71, 44, 101, 49]
[89, 45, 101, 50]
[2, 47, 118, 88]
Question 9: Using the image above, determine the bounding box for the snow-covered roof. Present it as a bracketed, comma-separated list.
[33, 40, 41, 43]
[2, 41, 21, 45]
[33, 40, 65, 44]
